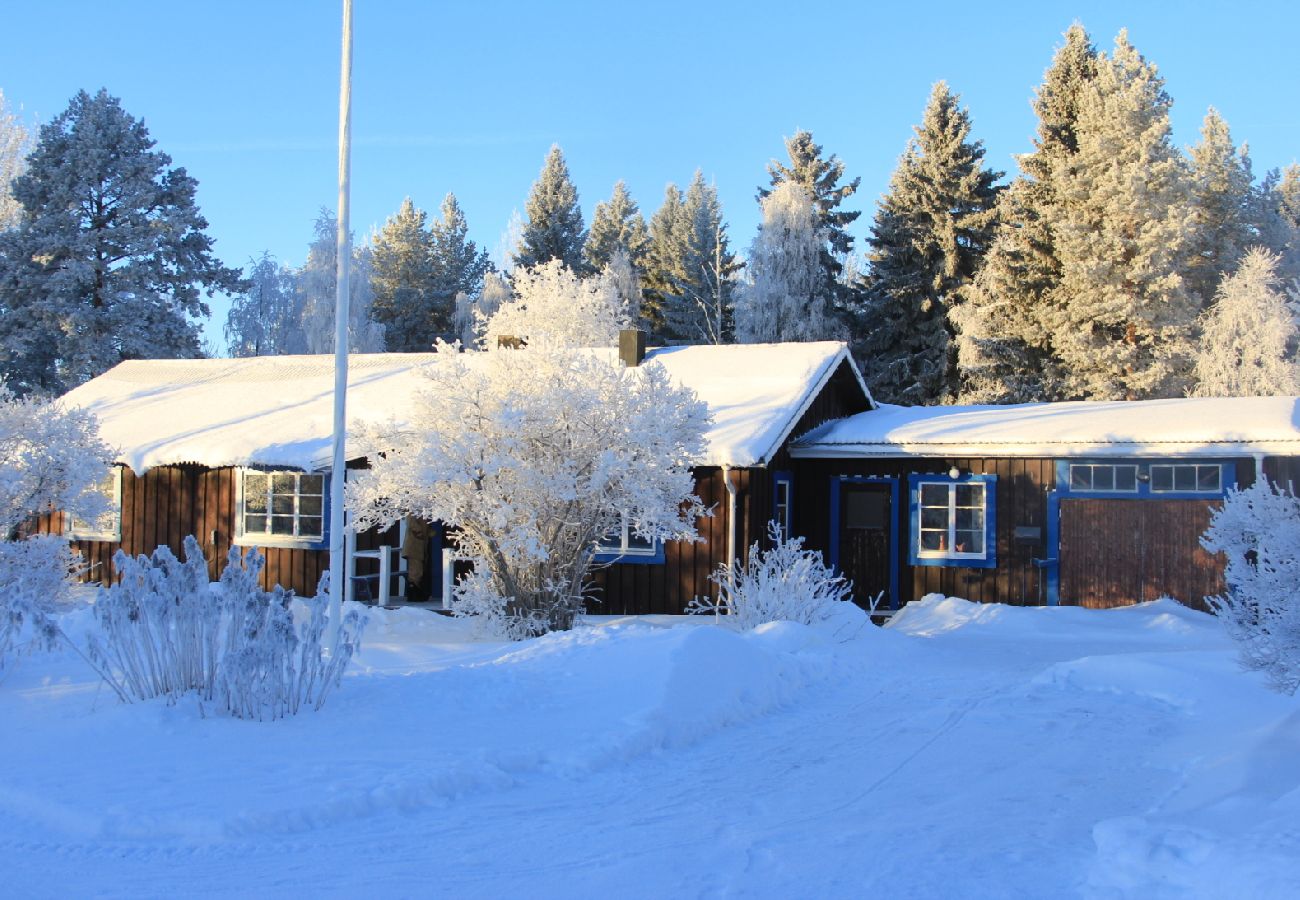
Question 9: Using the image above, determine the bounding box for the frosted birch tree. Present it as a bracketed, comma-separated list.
[736, 182, 831, 343]
[0, 89, 32, 232]
[455, 270, 512, 347]
[1191, 248, 1298, 396]
[296, 209, 385, 354]
[482, 260, 628, 350]
[224, 253, 305, 356]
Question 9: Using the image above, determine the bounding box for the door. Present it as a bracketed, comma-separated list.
[839, 482, 893, 609]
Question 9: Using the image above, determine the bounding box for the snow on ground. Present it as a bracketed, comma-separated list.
[1, 596, 1297, 898]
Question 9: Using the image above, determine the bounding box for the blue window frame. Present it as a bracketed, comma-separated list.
[907, 473, 997, 569]
[593, 514, 665, 565]
[772, 471, 793, 540]
[236, 468, 331, 551]
[1055, 460, 1234, 499]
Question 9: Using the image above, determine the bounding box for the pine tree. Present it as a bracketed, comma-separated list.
[1186, 109, 1255, 307]
[736, 182, 832, 342]
[430, 192, 491, 333]
[584, 181, 649, 272]
[514, 145, 586, 272]
[860, 82, 1002, 404]
[1047, 31, 1198, 399]
[1191, 248, 1298, 396]
[296, 209, 385, 354]
[760, 131, 861, 324]
[225, 252, 304, 356]
[368, 198, 437, 351]
[954, 25, 1098, 402]
[642, 184, 685, 336]
[0, 89, 243, 394]
[0, 89, 32, 233]
[660, 172, 740, 344]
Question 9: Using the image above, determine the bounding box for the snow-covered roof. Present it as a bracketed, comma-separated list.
[63, 342, 864, 473]
[791, 396, 1300, 459]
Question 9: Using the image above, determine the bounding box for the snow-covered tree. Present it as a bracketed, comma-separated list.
[514, 145, 586, 273]
[368, 198, 438, 350]
[642, 184, 686, 336]
[585, 181, 649, 273]
[1187, 109, 1256, 307]
[0, 89, 32, 232]
[0, 89, 243, 394]
[1202, 479, 1300, 694]
[600, 249, 642, 329]
[347, 346, 709, 636]
[1191, 248, 1298, 396]
[954, 24, 1098, 402]
[430, 193, 491, 334]
[482, 260, 628, 350]
[224, 253, 304, 357]
[736, 182, 832, 343]
[454, 270, 512, 347]
[861, 82, 1002, 404]
[296, 209, 385, 354]
[760, 130, 862, 325]
[1047, 31, 1199, 400]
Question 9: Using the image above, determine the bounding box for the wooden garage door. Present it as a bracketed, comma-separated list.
[1058, 498, 1226, 611]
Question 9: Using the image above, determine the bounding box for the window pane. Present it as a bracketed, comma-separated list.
[271, 495, 294, 515]
[920, 530, 945, 552]
[956, 530, 984, 554]
[244, 514, 266, 535]
[920, 506, 949, 529]
[626, 533, 655, 552]
[955, 484, 983, 507]
[271, 472, 296, 494]
[956, 507, 984, 531]
[299, 474, 324, 495]
[298, 516, 323, 539]
[244, 490, 267, 514]
[1197, 466, 1221, 491]
[1115, 466, 1137, 492]
[1093, 466, 1114, 491]
[920, 483, 948, 507]
[1070, 466, 1091, 490]
[1174, 466, 1196, 491]
[1151, 467, 1173, 491]
[270, 515, 295, 535]
[299, 495, 323, 517]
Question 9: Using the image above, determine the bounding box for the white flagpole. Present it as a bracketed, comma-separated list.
[329, 0, 354, 650]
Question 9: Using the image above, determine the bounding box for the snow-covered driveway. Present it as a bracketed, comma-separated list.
[2, 599, 1297, 898]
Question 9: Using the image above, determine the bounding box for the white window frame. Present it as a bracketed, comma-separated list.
[773, 476, 793, 540]
[595, 512, 660, 560]
[1068, 463, 1139, 494]
[1149, 463, 1222, 494]
[235, 468, 326, 548]
[64, 466, 123, 542]
[916, 480, 989, 562]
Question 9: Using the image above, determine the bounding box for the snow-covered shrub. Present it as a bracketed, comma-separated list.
[690, 521, 853, 630]
[348, 344, 709, 639]
[1201, 479, 1300, 694]
[86, 537, 366, 718]
[0, 534, 83, 675]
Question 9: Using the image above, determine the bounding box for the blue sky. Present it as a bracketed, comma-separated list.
[4, 1, 1298, 347]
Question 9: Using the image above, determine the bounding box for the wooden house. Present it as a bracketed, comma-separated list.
[46, 339, 871, 614]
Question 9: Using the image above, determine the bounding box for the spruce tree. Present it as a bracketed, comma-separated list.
[584, 181, 649, 272]
[514, 145, 586, 272]
[736, 182, 832, 342]
[369, 198, 438, 350]
[642, 184, 685, 336]
[1186, 109, 1255, 307]
[1046, 31, 1198, 399]
[0, 89, 243, 394]
[662, 172, 740, 344]
[760, 131, 861, 324]
[860, 82, 1002, 404]
[954, 24, 1098, 402]
[429, 193, 490, 337]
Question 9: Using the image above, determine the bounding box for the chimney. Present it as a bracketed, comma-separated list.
[619, 328, 646, 367]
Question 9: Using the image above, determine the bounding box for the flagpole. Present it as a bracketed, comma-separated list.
[329, 0, 354, 650]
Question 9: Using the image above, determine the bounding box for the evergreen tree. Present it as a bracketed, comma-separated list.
[1186, 108, 1255, 306]
[224, 252, 304, 356]
[430, 192, 491, 332]
[584, 181, 649, 272]
[0, 89, 31, 233]
[642, 184, 686, 336]
[1191, 248, 1298, 396]
[0, 89, 243, 394]
[760, 130, 861, 324]
[736, 182, 832, 342]
[661, 172, 740, 344]
[369, 198, 437, 350]
[1046, 31, 1198, 399]
[514, 145, 586, 272]
[954, 25, 1098, 402]
[860, 82, 1002, 404]
[297, 208, 385, 354]
[1277, 164, 1300, 231]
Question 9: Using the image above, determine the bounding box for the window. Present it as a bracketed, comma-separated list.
[1150, 463, 1221, 494]
[773, 472, 793, 540]
[64, 467, 122, 542]
[1068, 463, 1138, 493]
[908, 474, 996, 568]
[237, 469, 326, 546]
[595, 513, 663, 564]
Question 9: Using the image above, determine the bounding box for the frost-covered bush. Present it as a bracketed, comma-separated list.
[0, 535, 83, 676]
[690, 522, 853, 630]
[349, 344, 709, 639]
[1201, 479, 1300, 694]
[86, 537, 366, 718]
